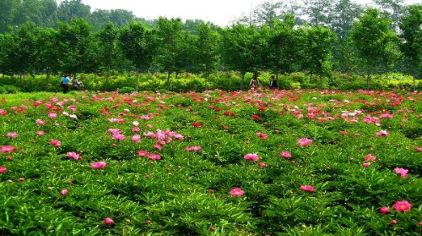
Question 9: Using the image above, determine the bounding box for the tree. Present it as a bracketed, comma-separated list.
[0, 0, 19, 33]
[58, 0, 91, 23]
[221, 24, 267, 88]
[118, 21, 153, 72]
[0, 33, 16, 75]
[304, 0, 334, 26]
[374, 0, 405, 31]
[329, 0, 363, 41]
[399, 4, 422, 79]
[350, 8, 402, 86]
[153, 18, 194, 85]
[302, 26, 337, 80]
[266, 14, 302, 76]
[194, 23, 220, 77]
[97, 22, 121, 74]
[56, 18, 92, 77]
[8, 23, 39, 77]
[34, 27, 59, 78]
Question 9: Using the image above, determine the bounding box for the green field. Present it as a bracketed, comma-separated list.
[0, 89, 421, 235]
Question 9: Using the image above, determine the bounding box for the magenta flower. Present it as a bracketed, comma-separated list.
[376, 130, 389, 137]
[1, 145, 15, 153]
[256, 132, 268, 140]
[0, 166, 7, 174]
[362, 162, 371, 168]
[258, 162, 267, 168]
[379, 206, 390, 215]
[244, 153, 259, 162]
[104, 217, 114, 225]
[392, 200, 412, 213]
[230, 187, 245, 197]
[36, 130, 45, 136]
[297, 138, 313, 147]
[300, 185, 315, 192]
[60, 188, 69, 197]
[91, 161, 107, 169]
[131, 134, 141, 143]
[364, 154, 377, 162]
[7, 132, 18, 139]
[185, 146, 202, 152]
[50, 140, 61, 148]
[137, 150, 149, 157]
[112, 132, 125, 141]
[66, 152, 81, 161]
[280, 151, 292, 159]
[393, 167, 409, 179]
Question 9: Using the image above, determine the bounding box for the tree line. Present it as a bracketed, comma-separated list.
[0, 0, 420, 87]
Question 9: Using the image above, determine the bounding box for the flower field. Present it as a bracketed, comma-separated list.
[0, 89, 421, 235]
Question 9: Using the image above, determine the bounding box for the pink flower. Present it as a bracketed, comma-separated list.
[61, 188, 69, 197]
[112, 132, 125, 141]
[392, 200, 412, 213]
[66, 152, 81, 161]
[393, 167, 409, 179]
[258, 162, 267, 168]
[362, 162, 371, 168]
[146, 124, 153, 129]
[131, 134, 141, 143]
[137, 150, 149, 157]
[0, 166, 8, 174]
[173, 134, 184, 140]
[185, 146, 202, 152]
[104, 217, 114, 225]
[390, 219, 397, 225]
[50, 140, 61, 148]
[36, 119, 45, 126]
[297, 138, 313, 147]
[416, 147, 422, 152]
[300, 185, 315, 192]
[418, 221, 422, 226]
[230, 187, 244, 197]
[280, 151, 292, 159]
[376, 130, 389, 137]
[36, 130, 45, 136]
[0, 109, 7, 116]
[256, 132, 268, 140]
[244, 153, 259, 162]
[379, 206, 390, 215]
[7, 132, 18, 139]
[1, 145, 15, 153]
[380, 113, 393, 119]
[148, 153, 161, 161]
[364, 154, 377, 162]
[91, 161, 107, 169]
[153, 144, 163, 151]
[132, 127, 140, 132]
[48, 112, 57, 119]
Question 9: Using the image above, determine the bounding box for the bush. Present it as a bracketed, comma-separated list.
[117, 86, 136, 93]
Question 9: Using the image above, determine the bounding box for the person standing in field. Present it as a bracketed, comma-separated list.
[60, 74, 70, 93]
[249, 73, 260, 90]
[269, 75, 278, 89]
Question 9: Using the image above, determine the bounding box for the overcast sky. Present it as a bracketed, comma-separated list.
[73, 0, 421, 26]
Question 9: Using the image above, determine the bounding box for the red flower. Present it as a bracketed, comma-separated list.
[192, 122, 202, 128]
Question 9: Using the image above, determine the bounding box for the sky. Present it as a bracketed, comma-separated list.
[73, 0, 421, 26]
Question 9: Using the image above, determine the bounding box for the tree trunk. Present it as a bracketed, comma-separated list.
[366, 73, 370, 89]
[167, 72, 171, 90]
[241, 71, 245, 90]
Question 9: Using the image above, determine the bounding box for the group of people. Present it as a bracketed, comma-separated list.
[249, 74, 278, 90]
[60, 74, 84, 93]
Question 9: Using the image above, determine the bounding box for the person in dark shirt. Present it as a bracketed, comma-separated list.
[269, 75, 278, 89]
